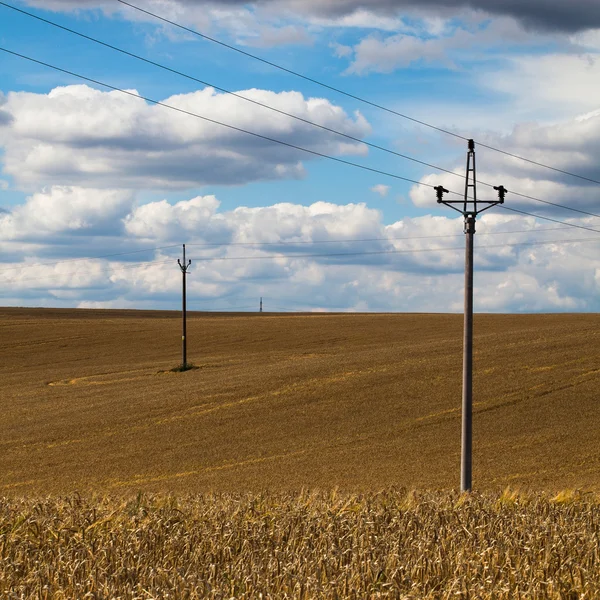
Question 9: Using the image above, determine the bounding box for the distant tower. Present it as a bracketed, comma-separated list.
[260, 297, 263, 313]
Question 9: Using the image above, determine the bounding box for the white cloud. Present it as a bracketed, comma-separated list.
[347, 33, 455, 74]
[0, 186, 135, 241]
[343, 18, 539, 75]
[1, 191, 598, 313]
[482, 53, 600, 121]
[409, 108, 600, 216]
[309, 9, 406, 31]
[0, 84, 370, 191]
[371, 184, 390, 197]
[0, 180, 9, 191]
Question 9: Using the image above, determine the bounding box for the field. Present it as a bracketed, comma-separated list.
[2, 309, 600, 598]
[2, 490, 600, 598]
[1, 308, 600, 494]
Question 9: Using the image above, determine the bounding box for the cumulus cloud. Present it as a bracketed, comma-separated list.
[21, 0, 600, 33]
[0, 187, 135, 242]
[409, 107, 600, 216]
[1, 191, 598, 313]
[124, 197, 385, 248]
[0, 84, 370, 191]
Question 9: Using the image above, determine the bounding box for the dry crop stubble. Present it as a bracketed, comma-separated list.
[0, 309, 599, 493]
[1, 490, 599, 598]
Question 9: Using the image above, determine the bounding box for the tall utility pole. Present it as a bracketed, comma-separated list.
[435, 139, 507, 492]
[177, 244, 192, 367]
[260, 297, 263, 313]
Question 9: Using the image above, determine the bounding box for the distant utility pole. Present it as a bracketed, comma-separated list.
[260, 297, 263, 313]
[177, 244, 192, 367]
[435, 139, 507, 492]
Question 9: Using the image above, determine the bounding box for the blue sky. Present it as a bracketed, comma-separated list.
[1, 0, 600, 312]
[0, 1, 511, 218]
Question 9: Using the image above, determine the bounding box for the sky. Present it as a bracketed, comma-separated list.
[0, 0, 599, 313]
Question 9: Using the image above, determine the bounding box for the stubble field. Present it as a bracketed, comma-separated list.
[1, 308, 600, 598]
[1, 308, 599, 494]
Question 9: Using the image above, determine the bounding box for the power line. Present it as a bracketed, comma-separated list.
[0, 244, 181, 274]
[2, 23, 597, 222]
[0, 47, 455, 195]
[2, 258, 174, 285]
[476, 142, 600, 186]
[495, 205, 600, 234]
[114, 0, 467, 143]
[0, 2, 464, 182]
[7, 3, 597, 221]
[3, 237, 598, 287]
[188, 237, 600, 263]
[114, 0, 600, 188]
[0, 52, 597, 273]
[183, 226, 577, 249]
[489, 188, 600, 219]
[0, 226, 594, 276]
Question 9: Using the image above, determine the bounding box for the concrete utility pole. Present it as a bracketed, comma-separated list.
[435, 140, 507, 492]
[177, 244, 192, 367]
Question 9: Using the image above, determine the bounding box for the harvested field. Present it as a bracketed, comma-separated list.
[0, 308, 599, 493]
[1, 490, 599, 598]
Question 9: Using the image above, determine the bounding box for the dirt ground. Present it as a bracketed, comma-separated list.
[1, 308, 598, 494]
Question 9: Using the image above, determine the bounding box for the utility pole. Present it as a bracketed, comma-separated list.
[177, 244, 192, 368]
[435, 139, 507, 492]
[260, 297, 263, 313]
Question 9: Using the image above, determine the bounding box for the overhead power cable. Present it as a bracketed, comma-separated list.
[0, 2, 462, 182]
[0, 243, 181, 274]
[113, 0, 466, 143]
[0, 226, 574, 276]
[0, 47, 455, 195]
[0, 226, 579, 276]
[493, 189, 600, 219]
[1, 16, 597, 222]
[183, 226, 579, 249]
[475, 143, 600, 186]
[187, 238, 600, 263]
[1, 258, 175, 286]
[114, 0, 600, 188]
[495, 205, 600, 234]
[5, 3, 597, 221]
[3, 237, 598, 286]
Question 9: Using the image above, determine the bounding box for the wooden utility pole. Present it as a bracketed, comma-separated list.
[435, 140, 507, 492]
[177, 244, 192, 367]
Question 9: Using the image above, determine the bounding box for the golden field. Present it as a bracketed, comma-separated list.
[1, 309, 600, 598]
[0, 308, 599, 494]
[1, 490, 599, 598]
